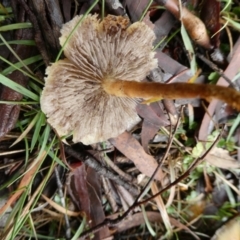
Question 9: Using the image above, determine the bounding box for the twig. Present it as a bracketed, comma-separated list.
[196, 52, 238, 89]
[64, 145, 139, 196]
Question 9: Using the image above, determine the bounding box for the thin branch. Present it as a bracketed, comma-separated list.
[64, 145, 139, 196]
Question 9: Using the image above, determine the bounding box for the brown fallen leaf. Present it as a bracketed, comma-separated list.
[211, 217, 240, 240]
[109, 131, 164, 181]
[199, 37, 240, 141]
[109, 211, 200, 238]
[205, 147, 240, 169]
[68, 164, 110, 239]
[137, 102, 169, 153]
[200, 0, 221, 48]
[125, 0, 150, 22]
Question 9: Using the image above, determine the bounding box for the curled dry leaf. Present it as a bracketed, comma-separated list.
[156, 0, 212, 49]
[181, 7, 212, 49]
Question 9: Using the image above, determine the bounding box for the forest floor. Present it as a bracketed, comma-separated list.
[0, 0, 240, 239]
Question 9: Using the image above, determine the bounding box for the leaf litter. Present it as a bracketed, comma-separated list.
[1, 0, 240, 239]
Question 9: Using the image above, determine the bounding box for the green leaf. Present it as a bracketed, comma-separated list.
[192, 142, 204, 158]
[208, 72, 220, 83]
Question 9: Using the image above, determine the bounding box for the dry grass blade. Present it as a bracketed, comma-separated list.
[151, 181, 172, 237]
[0, 151, 46, 216]
[41, 195, 83, 217]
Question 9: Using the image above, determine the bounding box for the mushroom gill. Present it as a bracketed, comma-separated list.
[40, 14, 157, 145]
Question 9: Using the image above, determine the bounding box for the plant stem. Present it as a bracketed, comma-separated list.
[103, 80, 240, 110]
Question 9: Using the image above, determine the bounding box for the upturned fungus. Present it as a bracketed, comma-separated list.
[41, 14, 240, 145]
[40, 14, 157, 144]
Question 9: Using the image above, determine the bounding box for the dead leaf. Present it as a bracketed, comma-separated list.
[125, 0, 149, 22]
[155, 50, 190, 79]
[110, 131, 164, 181]
[211, 217, 240, 240]
[108, 211, 200, 239]
[206, 147, 240, 169]
[137, 102, 169, 153]
[200, 0, 221, 48]
[153, 11, 175, 45]
[151, 181, 172, 234]
[142, 12, 154, 30]
[199, 37, 240, 141]
[68, 165, 110, 239]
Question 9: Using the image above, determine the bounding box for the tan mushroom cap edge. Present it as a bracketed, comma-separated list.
[40, 14, 158, 145]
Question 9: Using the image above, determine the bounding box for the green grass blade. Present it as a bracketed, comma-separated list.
[56, 0, 99, 61]
[29, 81, 43, 94]
[139, 0, 153, 21]
[0, 55, 42, 84]
[0, 40, 35, 46]
[181, 24, 197, 74]
[0, 34, 33, 74]
[11, 113, 40, 147]
[71, 215, 87, 240]
[227, 113, 240, 141]
[141, 205, 156, 236]
[48, 150, 66, 168]
[0, 101, 38, 104]
[222, 16, 240, 31]
[0, 22, 32, 31]
[1, 55, 42, 76]
[38, 124, 51, 156]
[0, 73, 39, 101]
[30, 111, 45, 151]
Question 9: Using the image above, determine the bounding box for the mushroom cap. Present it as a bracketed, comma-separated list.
[41, 14, 157, 145]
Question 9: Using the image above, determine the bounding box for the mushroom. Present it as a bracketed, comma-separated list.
[40, 14, 157, 145]
[41, 14, 240, 145]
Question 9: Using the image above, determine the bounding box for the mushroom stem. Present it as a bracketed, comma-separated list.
[103, 80, 240, 110]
